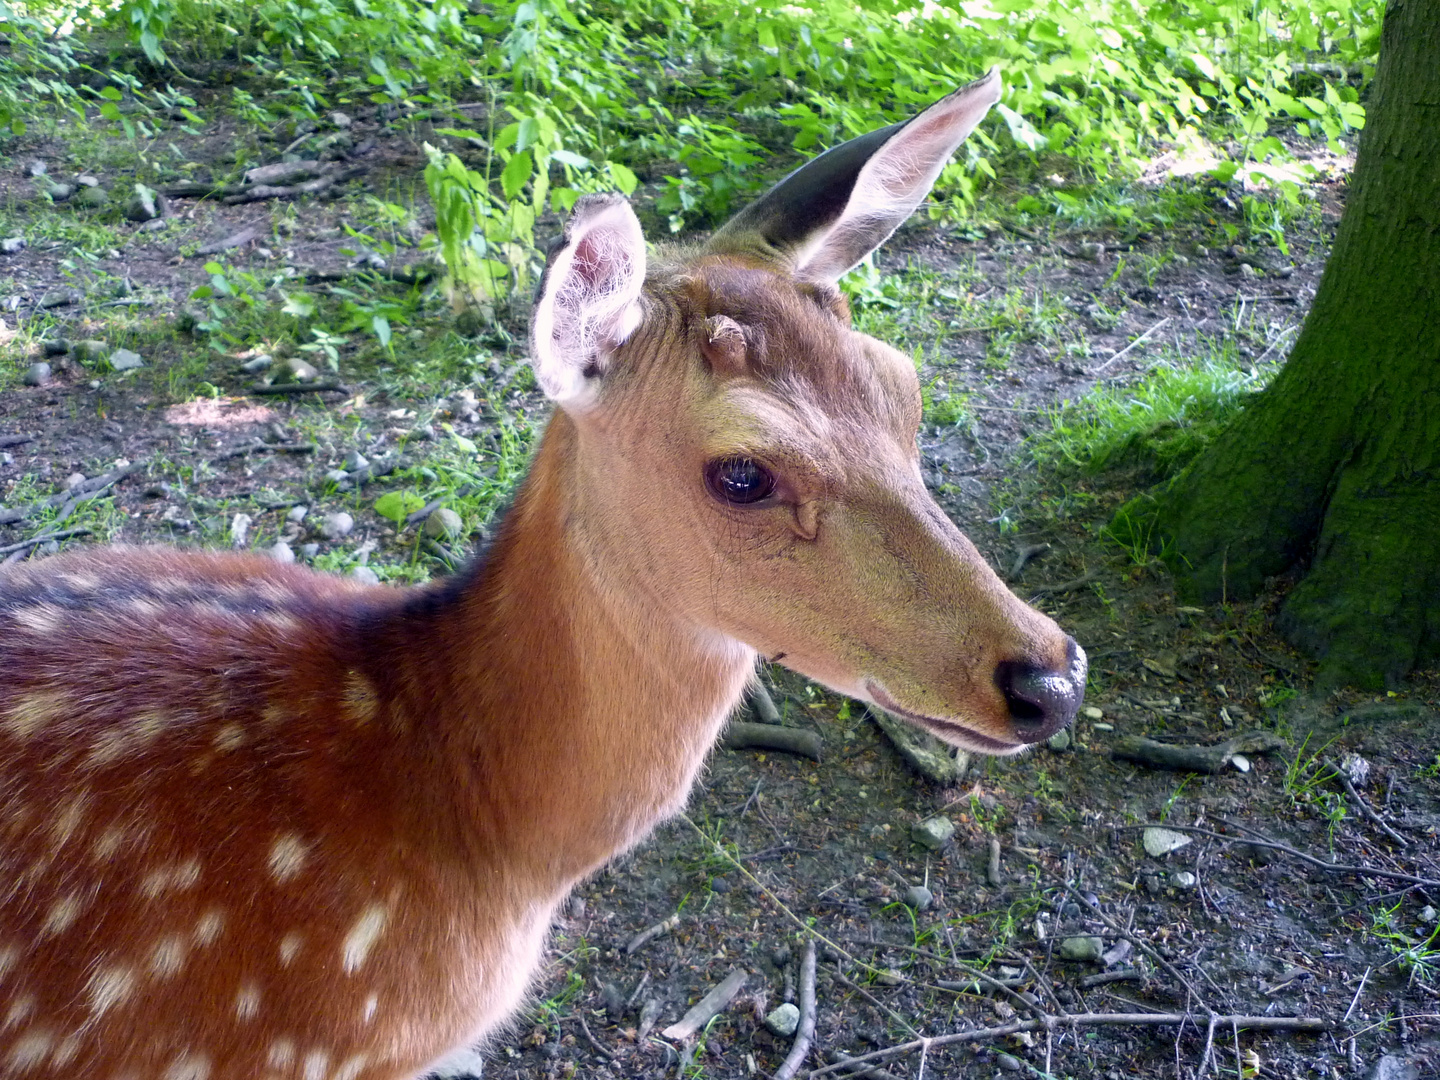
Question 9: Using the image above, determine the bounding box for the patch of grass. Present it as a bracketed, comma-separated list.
[1030, 350, 1276, 480]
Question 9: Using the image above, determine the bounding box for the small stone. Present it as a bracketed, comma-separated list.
[39, 180, 75, 202]
[765, 1003, 800, 1038]
[1369, 1054, 1421, 1080]
[73, 185, 109, 209]
[903, 885, 933, 911]
[1419, 905, 1437, 925]
[343, 450, 369, 471]
[997, 1053, 1023, 1072]
[350, 566, 381, 585]
[320, 511, 354, 540]
[567, 896, 585, 920]
[124, 183, 158, 222]
[63, 472, 86, 490]
[324, 469, 351, 484]
[269, 541, 295, 564]
[1142, 827, 1193, 858]
[229, 513, 252, 547]
[174, 308, 204, 334]
[1195, 245, 1210, 259]
[1, 237, 24, 254]
[1092, 722, 1114, 732]
[286, 504, 309, 523]
[40, 288, 81, 309]
[874, 968, 903, 987]
[1059, 936, 1104, 962]
[709, 875, 732, 894]
[425, 507, 464, 539]
[1079, 242, 1105, 261]
[42, 338, 69, 356]
[1229, 753, 1251, 773]
[911, 816, 956, 851]
[1238, 262, 1257, 279]
[1171, 871, 1198, 890]
[299, 543, 319, 560]
[1047, 728, 1071, 752]
[1081, 706, 1104, 720]
[1342, 753, 1372, 787]
[240, 355, 274, 374]
[71, 340, 109, 364]
[329, 110, 353, 129]
[76, 174, 99, 188]
[22, 362, 50, 386]
[25, 160, 46, 177]
[108, 348, 144, 372]
[276, 357, 320, 383]
[600, 982, 625, 1021]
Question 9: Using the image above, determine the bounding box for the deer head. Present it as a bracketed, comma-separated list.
[527, 68, 1084, 753]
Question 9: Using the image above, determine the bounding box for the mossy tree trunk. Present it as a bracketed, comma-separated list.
[1145, 0, 1440, 690]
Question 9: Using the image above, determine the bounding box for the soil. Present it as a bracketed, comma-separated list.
[2, 101, 1438, 1080]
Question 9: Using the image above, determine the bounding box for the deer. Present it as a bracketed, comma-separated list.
[0, 67, 1083, 1080]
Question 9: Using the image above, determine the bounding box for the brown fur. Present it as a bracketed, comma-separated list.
[0, 252, 1077, 1078]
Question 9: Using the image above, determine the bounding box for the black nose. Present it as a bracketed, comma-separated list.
[995, 638, 1085, 744]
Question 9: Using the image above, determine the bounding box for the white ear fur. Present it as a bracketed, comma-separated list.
[794, 69, 1002, 282]
[529, 194, 646, 408]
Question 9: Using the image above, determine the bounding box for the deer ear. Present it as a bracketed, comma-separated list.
[530, 194, 646, 408]
[705, 68, 1001, 283]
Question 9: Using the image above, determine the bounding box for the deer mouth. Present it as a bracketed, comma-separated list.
[865, 682, 1021, 754]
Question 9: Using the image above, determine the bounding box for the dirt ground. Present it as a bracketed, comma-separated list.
[2, 98, 1439, 1080]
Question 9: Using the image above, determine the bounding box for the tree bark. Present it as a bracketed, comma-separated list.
[1136, 0, 1440, 690]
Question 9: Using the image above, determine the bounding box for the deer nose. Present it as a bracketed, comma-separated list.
[996, 637, 1085, 744]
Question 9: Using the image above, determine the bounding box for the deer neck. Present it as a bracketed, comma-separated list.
[396, 414, 754, 896]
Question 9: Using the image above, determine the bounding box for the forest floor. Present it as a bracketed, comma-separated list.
[2, 94, 1439, 1080]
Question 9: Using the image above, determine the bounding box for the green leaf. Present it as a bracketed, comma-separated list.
[99, 86, 123, 101]
[374, 490, 425, 525]
[606, 161, 638, 195]
[281, 291, 316, 318]
[371, 314, 392, 349]
[441, 423, 478, 454]
[100, 102, 123, 122]
[501, 150, 533, 200]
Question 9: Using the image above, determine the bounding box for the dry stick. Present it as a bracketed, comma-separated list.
[222, 166, 368, 205]
[660, 969, 748, 1041]
[723, 722, 823, 761]
[1110, 730, 1287, 774]
[196, 225, 262, 255]
[824, 1051, 905, 1080]
[802, 1015, 1329, 1078]
[0, 462, 145, 526]
[1008, 543, 1051, 581]
[0, 527, 92, 559]
[1087, 317, 1171, 376]
[405, 484, 478, 528]
[775, 941, 817, 1080]
[987, 837, 1003, 886]
[1323, 759, 1410, 847]
[748, 681, 783, 724]
[574, 1010, 613, 1061]
[1025, 570, 1101, 596]
[830, 964, 919, 1037]
[216, 440, 316, 460]
[1079, 969, 1143, 989]
[1138, 822, 1440, 891]
[1060, 882, 1222, 1011]
[0, 434, 36, 449]
[624, 912, 680, 955]
[249, 382, 353, 396]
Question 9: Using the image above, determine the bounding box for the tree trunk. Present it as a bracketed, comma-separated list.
[1139, 0, 1440, 690]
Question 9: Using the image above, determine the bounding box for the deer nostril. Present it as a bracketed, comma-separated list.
[995, 639, 1084, 744]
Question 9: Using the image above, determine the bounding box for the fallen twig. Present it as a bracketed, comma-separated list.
[775, 941, 817, 1080]
[866, 706, 963, 784]
[217, 440, 317, 460]
[825, 1050, 905, 1080]
[749, 681, 782, 724]
[0, 434, 36, 449]
[331, 456, 400, 491]
[197, 225, 262, 255]
[1324, 758, 1410, 847]
[223, 166, 367, 205]
[803, 1014, 1328, 1077]
[832, 964, 919, 1037]
[249, 382, 352, 396]
[1080, 969, 1145, 989]
[1110, 730, 1287, 773]
[660, 969, 748, 1041]
[0, 527, 92, 558]
[0, 462, 144, 526]
[574, 1010, 612, 1061]
[624, 913, 679, 955]
[1008, 543, 1051, 581]
[1088, 318, 1171, 376]
[405, 484, 478, 527]
[1026, 570, 1102, 596]
[723, 722, 823, 761]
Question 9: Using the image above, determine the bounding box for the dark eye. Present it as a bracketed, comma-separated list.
[704, 457, 776, 505]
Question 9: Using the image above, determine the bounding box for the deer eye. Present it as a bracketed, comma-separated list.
[704, 457, 776, 505]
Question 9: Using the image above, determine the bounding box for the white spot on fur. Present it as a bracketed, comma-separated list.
[334, 1053, 369, 1080]
[150, 935, 188, 978]
[236, 984, 260, 1021]
[268, 834, 308, 883]
[3, 690, 66, 740]
[361, 994, 378, 1024]
[3, 995, 34, 1030]
[86, 965, 136, 1014]
[48, 793, 90, 850]
[84, 727, 134, 768]
[341, 903, 387, 974]
[41, 893, 84, 936]
[92, 824, 129, 861]
[268, 1040, 296, 1070]
[50, 1033, 81, 1067]
[279, 932, 303, 966]
[163, 1051, 211, 1080]
[0, 946, 17, 983]
[194, 909, 225, 947]
[7, 1030, 53, 1069]
[142, 859, 202, 899]
[212, 724, 246, 753]
[302, 1049, 329, 1080]
[12, 604, 65, 635]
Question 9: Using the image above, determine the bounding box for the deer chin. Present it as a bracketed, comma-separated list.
[864, 680, 1028, 756]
